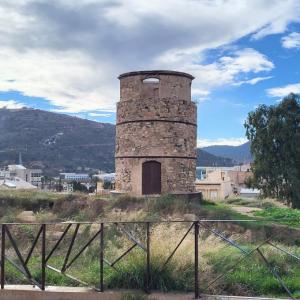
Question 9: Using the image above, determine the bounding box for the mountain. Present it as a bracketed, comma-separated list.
[197, 149, 234, 167]
[0, 108, 115, 175]
[201, 141, 252, 164]
[0, 108, 235, 175]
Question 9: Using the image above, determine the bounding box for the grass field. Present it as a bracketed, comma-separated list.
[0, 190, 299, 298]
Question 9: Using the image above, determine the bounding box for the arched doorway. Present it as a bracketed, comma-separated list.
[142, 161, 161, 195]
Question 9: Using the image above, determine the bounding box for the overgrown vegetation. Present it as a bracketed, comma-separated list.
[254, 207, 300, 227]
[2, 222, 300, 298]
[0, 190, 299, 297]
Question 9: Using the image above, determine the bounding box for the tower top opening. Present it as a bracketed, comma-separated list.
[118, 70, 194, 102]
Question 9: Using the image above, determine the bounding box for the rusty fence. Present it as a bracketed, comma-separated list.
[0, 220, 299, 299]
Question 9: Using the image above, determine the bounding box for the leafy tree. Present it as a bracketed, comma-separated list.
[244, 93, 300, 208]
[72, 181, 88, 193]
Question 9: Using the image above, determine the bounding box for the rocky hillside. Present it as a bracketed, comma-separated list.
[0, 108, 115, 175]
[0, 108, 235, 175]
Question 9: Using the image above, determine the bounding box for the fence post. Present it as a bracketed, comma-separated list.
[194, 221, 199, 299]
[41, 224, 46, 290]
[1, 224, 5, 289]
[146, 222, 151, 294]
[100, 223, 104, 292]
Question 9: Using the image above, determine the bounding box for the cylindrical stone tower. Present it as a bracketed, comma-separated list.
[115, 70, 197, 196]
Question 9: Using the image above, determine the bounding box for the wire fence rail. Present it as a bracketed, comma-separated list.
[0, 220, 299, 299]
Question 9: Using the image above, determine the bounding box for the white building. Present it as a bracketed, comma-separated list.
[0, 169, 10, 179]
[59, 173, 90, 182]
[7, 165, 42, 187]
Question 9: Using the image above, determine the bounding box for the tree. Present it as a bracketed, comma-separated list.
[244, 93, 300, 208]
[72, 181, 88, 193]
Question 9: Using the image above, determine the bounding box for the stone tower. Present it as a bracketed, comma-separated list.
[115, 70, 197, 196]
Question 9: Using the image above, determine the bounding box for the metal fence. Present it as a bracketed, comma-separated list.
[0, 220, 299, 299]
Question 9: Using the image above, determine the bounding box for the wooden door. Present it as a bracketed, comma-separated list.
[142, 161, 161, 195]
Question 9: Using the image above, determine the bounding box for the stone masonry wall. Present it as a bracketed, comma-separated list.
[115, 71, 197, 196]
[120, 73, 192, 102]
[115, 157, 196, 195]
[116, 122, 196, 157]
[117, 98, 196, 124]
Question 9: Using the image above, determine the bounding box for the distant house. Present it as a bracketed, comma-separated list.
[7, 165, 42, 187]
[0, 169, 10, 179]
[196, 166, 237, 180]
[196, 164, 253, 196]
[59, 173, 90, 182]
[227, 170, 252, 189]
[195, 170, 233, 200]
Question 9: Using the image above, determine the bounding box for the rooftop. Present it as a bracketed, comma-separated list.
[118, 70, 195, 80]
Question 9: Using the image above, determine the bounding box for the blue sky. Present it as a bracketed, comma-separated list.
[0, 1, 300, 147]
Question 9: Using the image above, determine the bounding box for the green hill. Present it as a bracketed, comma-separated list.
[0, 108, 115, 175]
[0, 108, 234, 175]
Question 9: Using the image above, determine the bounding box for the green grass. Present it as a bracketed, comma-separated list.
[254, 207, 300, 227]
[205, 244, 300, 297]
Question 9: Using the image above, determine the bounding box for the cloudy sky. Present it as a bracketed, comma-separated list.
[0, 0, 300, 147]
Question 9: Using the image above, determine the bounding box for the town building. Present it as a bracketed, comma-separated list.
[59, 173, 90, 182]
[196, 166, 237, 180]
[7, 165, 42, 187]
[195, 170, 233, 200]
[0, 169, 10, 179]
[195, 164, 254, 200]
[115, 70, 197, 196]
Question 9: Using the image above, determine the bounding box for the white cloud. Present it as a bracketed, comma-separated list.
[0, 100, 26, 109]
[157, 48, 274, 94]
[89, 112, 112, 117]
[197, 137, 248, 148]
[0, 48, 117, 113]
[0, 1, 298, 112]
[281, 32, 300, 49]
[267, 83, 300, 98]
[191, 88, 210, 102]
[233, 76, 273, 86]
